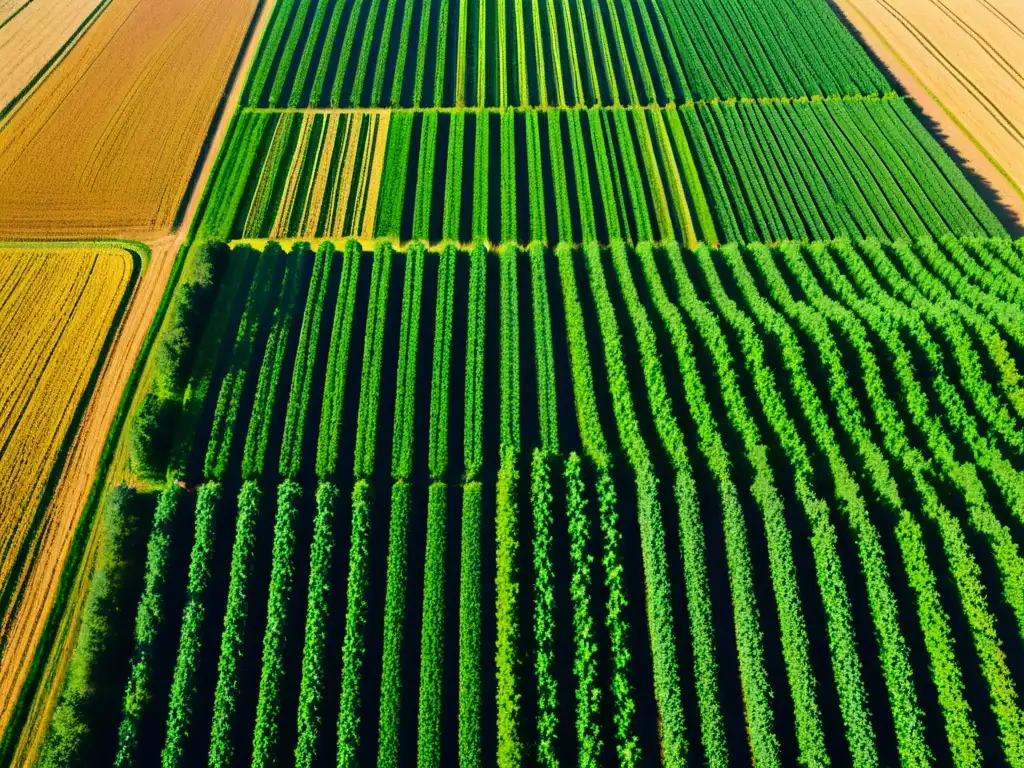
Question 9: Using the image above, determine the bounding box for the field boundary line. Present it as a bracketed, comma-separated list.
[239, 92, 907, 117]
[829, 0, 1024, 209]
[0, 0, 114, 124]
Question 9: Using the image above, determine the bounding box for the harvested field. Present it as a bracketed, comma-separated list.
[0, 0, 108, 117]
[0, 0, 260, 239]
[834, 0, 1024, 224]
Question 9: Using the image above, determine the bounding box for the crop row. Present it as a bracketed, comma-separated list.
[109, 236, 1024, 768]
[209, 99, 998, 248]
[689, 98, 1003, 243]
[244, 0, 890, 108]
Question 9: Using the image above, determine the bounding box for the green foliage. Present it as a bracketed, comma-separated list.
[375, 115, 416, 238]
[495, 447, 521, 768]
[428, 246, 456, 479]
[336, 480, 373, 768]
[115, 485, 185, 767]
[471, 114, 489, 243]
[529, 245, 558, 452]
[530, 451, 559, 766]
[498, 245, 520, 451]
[442, 114, 466, 243]
[129, 393, 178, 478]
[280, 242, 334, 478]
[412, 115, 440, 241]
[353, 243, 394, 477]
[391, 244, 426, 479]
[207, 481, 261, 768]
[578, 242, 692, 766]
[561, 454, 601, 768]
[42, 485, 143, 768]
[242, 251, 303, 479]
[458, 483, 482, 768]
[294, 482, 340, 768]
[153, 240, 229, 396]
[377, 482, 411, 768]
[204, 245, 282, 480]
[463, 246, 487, 479]
[499, 112, 517, 244]
[417, 483, 448, 767]
[252, 480, 302, 764]
[161, 482, 221, 768]
[316, 241, 362, 479]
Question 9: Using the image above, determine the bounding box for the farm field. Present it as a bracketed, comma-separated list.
[203, 98, 1003, 247]
[12, 0, 1024, 764]
[0, 245, 136, 732]
[0, 0, 261, 239]
[0, 0, 109, 118]
[0, 246, 135, 594]
[243, 0, 890, 107]
[833, 0, 1024, 225]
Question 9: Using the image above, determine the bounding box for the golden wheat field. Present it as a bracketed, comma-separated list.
[0, 0, 259, 240]
[0, 247, 133, 595]
[835, 0, 1024, 220]
[0, 0, 108, 117]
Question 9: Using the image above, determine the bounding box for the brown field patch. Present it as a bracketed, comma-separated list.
[833, 0, 1024, 227]
[0, 0, 259, 240]
[0, 0, 108, 117]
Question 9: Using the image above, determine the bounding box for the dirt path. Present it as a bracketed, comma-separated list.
[831, 0, 1024, 234]
[0, 0, 276, 755]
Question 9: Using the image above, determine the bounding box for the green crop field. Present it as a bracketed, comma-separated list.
[33, 0, 1024, 767]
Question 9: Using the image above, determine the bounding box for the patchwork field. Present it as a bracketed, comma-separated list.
[205, 98, 1003, 248]
[0, 0, 260, 239]
[834, 0, 1024, 223]
[243, 0, 890, 107]
[14, 0, 1024, 765]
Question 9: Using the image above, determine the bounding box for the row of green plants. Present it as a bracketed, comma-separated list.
[825, 239, 1024, 765]
[654, 242, 879, 765]
[114, 486, 185, 766]
[213, 98, 1002, 250]
[554, 243, 641, 764]
[107, 236, 1024, 768]
[377, 242, 426, 766]
[724, 242, 933, 765]
[611, 240, 822, 767]
[689, 98, 1003, 245]
[158, 483, 222, 767]
[245, 0, 893, 108]
[789, 240, 1003, 765]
